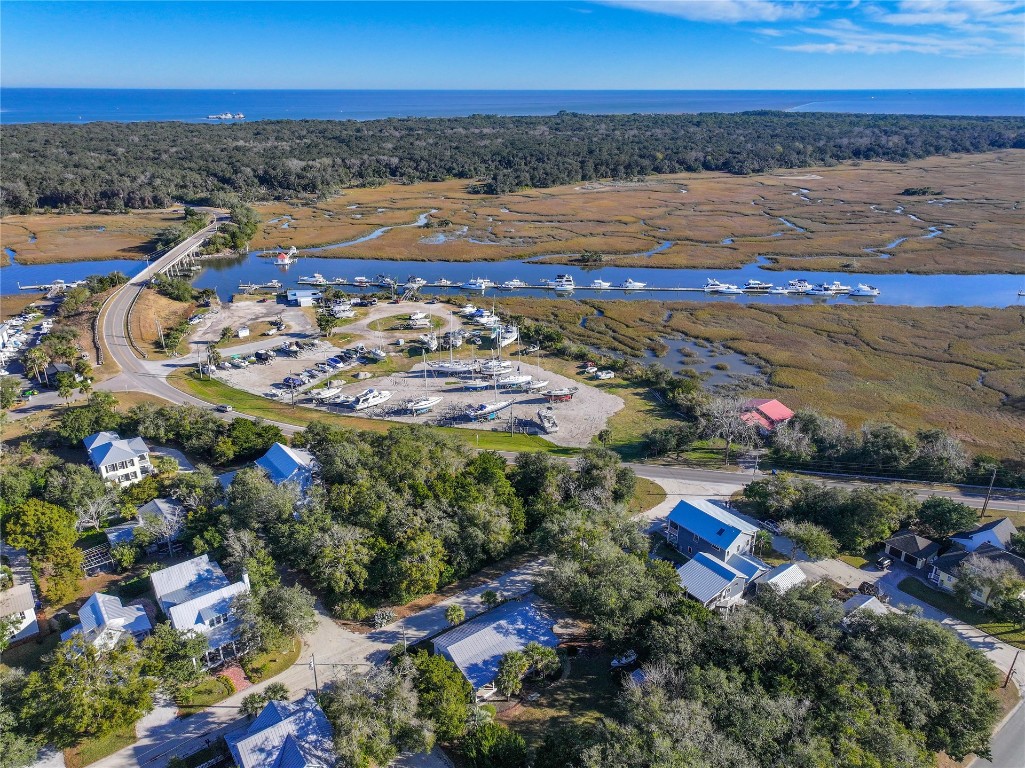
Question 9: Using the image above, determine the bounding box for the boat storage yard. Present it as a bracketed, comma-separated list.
[201, 300, 623, 448]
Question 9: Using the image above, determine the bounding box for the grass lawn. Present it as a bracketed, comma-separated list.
[214, 320, 276, 349]
[243, 636, 303, 683]
[758, 548, 792, 567]
[499, 652, 620, 751]
[1, 632, 61, 673]
[838, 554, 871, 569]
[177, 674, 236, 717]
[898, 577, 1025, 649]
[171, 370, 575, 455]
[64, 725, 136, 768]
[628, 476, 667, 517]
[369, 313, 444, 332]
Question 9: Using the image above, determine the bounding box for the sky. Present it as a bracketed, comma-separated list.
[1, 0, 1023, 89]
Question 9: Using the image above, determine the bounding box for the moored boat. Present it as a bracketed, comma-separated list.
[849, 283, 881, 297]
[546, 274, 576, 291]
[462, 277, 494, 291]
[744, 279, 773, 291]
[590, 279, 612, 289]
[620, 278, 647, 290]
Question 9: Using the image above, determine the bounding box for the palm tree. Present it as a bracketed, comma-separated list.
[24, 347, 49, 384]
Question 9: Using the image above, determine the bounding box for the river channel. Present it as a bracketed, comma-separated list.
[3, 250, 1024, 308]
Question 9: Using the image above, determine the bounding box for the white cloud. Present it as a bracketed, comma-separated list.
[597, 0, 818, 23]
[780, 17, 1020, 55]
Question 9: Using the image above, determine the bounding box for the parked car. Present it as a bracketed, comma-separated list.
[876, 554, 894, 569]
[762, 520, 783, 535]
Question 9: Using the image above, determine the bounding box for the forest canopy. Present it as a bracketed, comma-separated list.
[2, 111, 1024, 212]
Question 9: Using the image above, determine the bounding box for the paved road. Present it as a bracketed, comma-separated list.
[972, 701, 1025, 768]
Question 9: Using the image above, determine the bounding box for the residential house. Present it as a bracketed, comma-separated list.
[950, 518, 1017, 553]
[106, 497, 186, 553]
[675, 552, 751, 609]
[44, 361, 80, 382]
[61, 591, 152, 651]
[0, 584, 39, 646]
[928, 543, 1025, 607]
[432, 594, 559, 699]
[841, 594, 898, 629]
[255, 442, 316, 492]
[150, 555, 250, 668]
[286, 289, 320, 307]
[754, 562, 808, 594]
[225, 693, 335, 768]
[740, 398, 794, 433]
[84, 431, 153, 487]
[882, 530, 941, 569]
[665, 498, 758, 561]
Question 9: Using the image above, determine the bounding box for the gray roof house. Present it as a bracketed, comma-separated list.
[882, 530, 941, 569]
[951, 518, 1017, 553]
[928, 543, 1025, 607]
[225, 693, 335, 768]
[84, 431, 153, 487]
[433, 594, 559, 698]
[106, 498, 185, 550]
[675, 552, 750, 609]
[665, 498, 758, 562]
[842, 594, 896, 623]
[150, 555, 250, 668]
[0, 584, 39, 646]
[61, 591, 152, 650]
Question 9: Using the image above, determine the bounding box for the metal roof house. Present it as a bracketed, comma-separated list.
[740, 398, 794, 432]
[105, 498, 185, 552]
[286, 289, 321, 307]
[754, 562, 808, 594]
[882, 530, 941, 569]
[951, 518, 1017, 553]
[61, 591, 152, 651]
[0, 584, 39, 646]
[432, 594, 559, 699]
[675, 552, 752, 609]
[665, 498, 758, 562]
[83, 431, 153, 487]
[255, 442, 316, 491]
[225, 693, 335, 768]
[150, 555, 250, 668]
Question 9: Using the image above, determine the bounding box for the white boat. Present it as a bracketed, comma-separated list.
[480, 359, 513, 375]
[368, 347, 388, 361]
[546, 274, 576, 291]
[590, 279, 612, 289]
[431, 360, 478, 375]
[435, 278, 453, 287]
[584, 365, 598, 374]
[544, 387, 578, 402]
[717, 284, 744, 295]
[493, 325, 519, 348]
[620, 279, 646, 290]
[744, 279, 773, 291]
[768, 286, 791, 295]
[334, 309, 356, 319]
[595, 370, 615, 380]
[704, 278, 729, 291]
[300, 273, 327, 285]
[405, 276, 427, 290]
[537, 407, 559, 434]
[408, 311, 429, 322]
[462, 379, 493, 391]
[849, 283, 881, 297]
[806, 283, 837, 296]
[406, 318, 431, 330]
[826, 281, 852, 292]
[442, 332, 464, 349]
[497, 374, 532, 388]
[350, 389, 392, 410]
[787, 279, 813, 293]
[462, 277, 494, 291]
[313, 387, 342, 401]
[465, 400, 513, 421]
[407, 396, 442, 415]
[525, 379, 549, 391]
[418, 333, 439, 351]
[353, 276, 370, 286]
[499, 279, 528, 290]
[458, 304, 479, 316]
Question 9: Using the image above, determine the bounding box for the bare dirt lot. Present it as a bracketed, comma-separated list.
[249, 151, 1025, 275]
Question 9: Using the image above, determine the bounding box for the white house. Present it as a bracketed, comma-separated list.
[950, 518, 1017, 553]
[61, 591, 152, 651]
[84, 431, 153, 487]
[0, 584, 39, 646]
[150, 555, 250, 668]
[225, 693, 335, 768]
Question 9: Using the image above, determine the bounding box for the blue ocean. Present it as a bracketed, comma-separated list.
[1, 88, 1023, 123]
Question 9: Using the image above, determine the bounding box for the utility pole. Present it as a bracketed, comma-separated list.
[1003, 650, 1019, 688]
[981, 465, 998, 519]
[155, 318, 165, 351]
[309, 652, 319, 694]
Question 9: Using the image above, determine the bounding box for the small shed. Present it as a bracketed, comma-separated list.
[237, 325, 251, 339]
[882, 530, 941, 569]
[754, 562, 808, 594]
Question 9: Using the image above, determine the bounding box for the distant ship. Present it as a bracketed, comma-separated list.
[206, 112, 246, 120]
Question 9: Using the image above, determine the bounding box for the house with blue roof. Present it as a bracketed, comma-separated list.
[225, 693, 335, 768]
[665, 498, 758, 562]
[432, 594, 559, 699]
[84, 431, 153, 487]
[150, 554, 250, 668]
[61, 591, 152, 651]
[255, 442, 316, 492]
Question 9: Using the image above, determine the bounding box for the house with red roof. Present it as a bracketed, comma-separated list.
[741, 399, 794, 433]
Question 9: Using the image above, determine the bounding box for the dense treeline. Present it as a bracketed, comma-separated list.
[2, 112, 1024, 211]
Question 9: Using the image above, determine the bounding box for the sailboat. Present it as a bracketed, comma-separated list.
[430, 312, 478, 374]
[407, 352, 443, 415]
